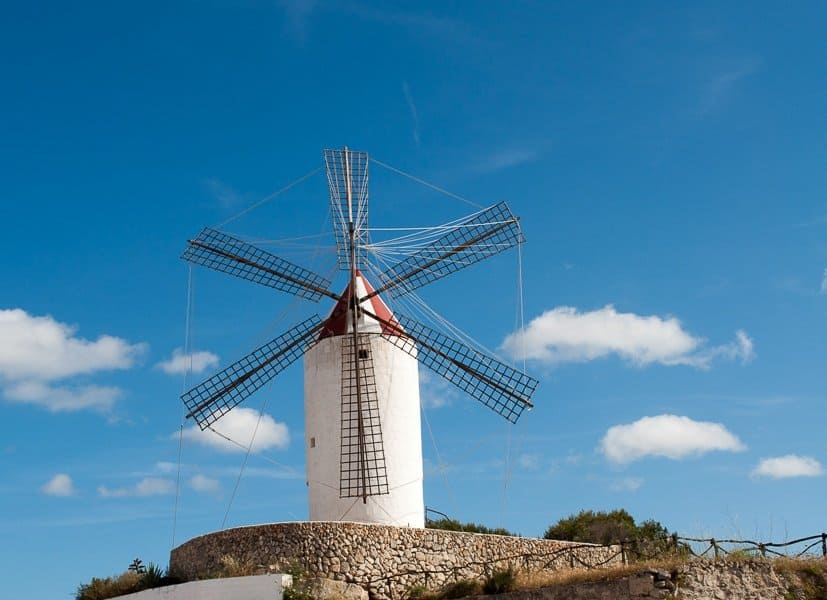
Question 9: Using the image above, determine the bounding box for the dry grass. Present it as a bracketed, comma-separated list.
[216, 555, 258, 578]
[75, 571, 144, 600]
[514, 558, 683, 591]
[774, 558, 827, 600]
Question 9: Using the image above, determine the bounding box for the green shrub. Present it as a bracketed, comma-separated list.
[440, 578, 483, 599]
[75, 572, 142, 600]
[217, 554, 257, 577]
[544, 509, 688, 561]
[483, 567, 516, 595]
[426, 518, 516, 537]
[75, 563, 179, 600]
[406, 583, 434, 599]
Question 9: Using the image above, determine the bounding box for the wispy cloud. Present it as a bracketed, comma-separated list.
[608, 477, 643, 492]
[402, 81, 421, 147]
[419, 370, 455, 409]
[203, 178, 245, 210]
[601, 414, 746, 464]
[189, 474, 221, 495]
[41, 473, 76, 497]
[470, 147, 540, 174]
[820, 269, 827, 294]
[98, 477, 175, 498]
[0, 309, 145, 413]
[5, 381, 121, 413]
[697, 58, 760, 116]
[279, 0, 317, 43]
[752, 455, 823, 479]
[517, 453, 540, 470]
[501, 305, 754, 369]
[349, 6, 476, 46]
[156, 348, 219, 376]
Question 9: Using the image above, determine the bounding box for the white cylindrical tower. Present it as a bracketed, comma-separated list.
[303, 272, 424, 527]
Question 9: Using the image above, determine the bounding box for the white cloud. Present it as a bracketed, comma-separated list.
[419, 370, 453, 409]
[472, 147, 539, 173]
[698, 59, 760, 116]
[203, 178, 244, 209]
[5, 381, 120, 413]
[608, 477, 643, 492]
[502, 305, 754, 368]
[601, 414, 746, 463]
[0, 309, 145, 413]
[156, 348, 219, 376]
[0, 309, 144, 381]
[41, 473, 76, 497]
[821, 269, 827, 294]
[98, 477, 175, 498]
[179, 407, 290, 453]
[517, 453, 540, 470]
[752, 455, 823, 479]
[189, 474, 221, 495]
[402, 81, 420, 147]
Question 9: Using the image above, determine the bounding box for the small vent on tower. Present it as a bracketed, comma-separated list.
[310, 437, 316, 448]
[358, 349, 369, 359]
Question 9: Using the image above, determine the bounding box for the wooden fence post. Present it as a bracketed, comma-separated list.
[711, 539, 719, 559]
[821, 533, 826, 557]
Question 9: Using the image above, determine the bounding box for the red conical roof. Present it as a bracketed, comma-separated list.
[319, 271, 405, 339]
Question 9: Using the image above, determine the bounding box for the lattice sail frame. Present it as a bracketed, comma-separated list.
[379, 312, 537, 424]
[324, 148, 369, 270]
[339, 334, 389, 498]
[182, 228, 332, 302]
[183, 316, 322, 429]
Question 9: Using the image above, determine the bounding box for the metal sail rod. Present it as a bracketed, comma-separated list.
[344, 147, 370, 504]
[361, 218, 516, 301]
[184, 321, 325, 420]
[187, 239, 340, 301]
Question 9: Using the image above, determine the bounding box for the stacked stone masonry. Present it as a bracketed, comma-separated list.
[169, 521, 621, 599]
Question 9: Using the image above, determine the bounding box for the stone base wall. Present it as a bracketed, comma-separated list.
[169, 521, 620, 599]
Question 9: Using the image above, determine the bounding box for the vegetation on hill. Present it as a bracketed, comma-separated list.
[425, 517, 517, 537]
[543, 508, 688, 560]
[75, 562, 179, 600]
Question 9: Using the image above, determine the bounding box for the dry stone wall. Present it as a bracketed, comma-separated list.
[494, 559, 826, 600]
[169, 521, 620, 599]
[495, 568, 676, 600]
[676, 559, 820, 600]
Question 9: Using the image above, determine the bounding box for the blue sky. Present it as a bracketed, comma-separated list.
[2, 1, 827, 597]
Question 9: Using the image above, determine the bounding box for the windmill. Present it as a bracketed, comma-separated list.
[180, 148, 539, 527]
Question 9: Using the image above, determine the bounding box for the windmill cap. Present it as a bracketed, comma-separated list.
[319, 271, 405, 339]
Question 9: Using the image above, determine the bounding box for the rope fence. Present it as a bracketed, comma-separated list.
[675, 532, 827, 560]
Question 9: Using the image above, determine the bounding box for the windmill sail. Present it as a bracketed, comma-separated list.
[375, 311, 537, 424]
[339, 334, 389, 498]
[183, 315, 323, 429]
[367, 201, 523, 299]
[182, 228, 334, 302]
[324, 148, 369, 270]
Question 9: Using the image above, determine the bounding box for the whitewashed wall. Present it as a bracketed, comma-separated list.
[117, 574, 291, 600]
